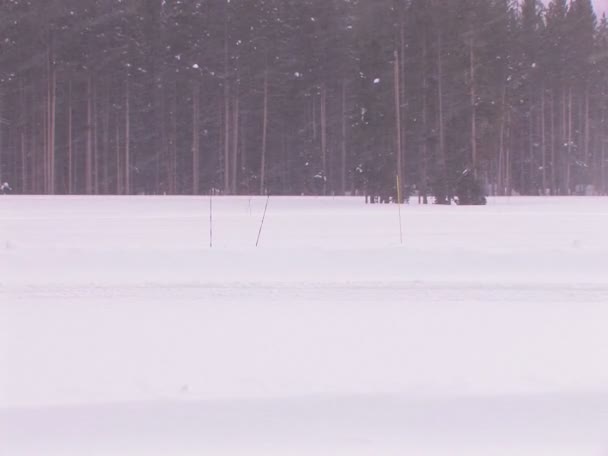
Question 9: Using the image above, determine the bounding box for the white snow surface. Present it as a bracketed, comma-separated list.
[1, 195, 608, 455]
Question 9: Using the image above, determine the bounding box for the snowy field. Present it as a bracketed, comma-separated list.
[2, 195, 608, 455]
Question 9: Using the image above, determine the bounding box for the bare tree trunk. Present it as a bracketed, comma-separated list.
[232, 87, 239, 194]
[44, 39, 57, 195]
[528, 107, 534, 194]
[51, 67, 56, 194]
[394, 50, 403, 202]
[125, 77, 131, 195]
[400, 15, 407, 186]
[560, 88, 567, 194]
[0, 91, 5, 185]
[103, 82, 111, 194]
[93, 80, 100, 195]
[21, 131, 26, 193]
[602, 119, 606, 195]
[115, 115, 121, 195]
[170, 82, 178, 194]
[600, 94, 607, 195]
[550, 89, 556, 195]
[67, 80, 73, 194]
[260, 68, 268, 195]
[320, 83, 327, 195]
[540, 86, 547, 195]
[0, 91, 3, 185]
[42, 78, 47, 193]
[498, 84, 507, 196]
[86, 76, 93, 194]
[47, 43, 56, 194]
[217, 97, 223, 192]
[192, 83, 200, 195]
[241, 110, 248, 192]
[584, 85, 590, 189]
[341, 80, 347, 195]
[312, 95, 317, 141]
[20, 80, 27, 193]
[469, 36, 477, 176]
[34, 97, 40, 194]
[223, 12, 231, 195]
[282, 132, 288, 194]
[38, 91, 45, 194]
[506, 108, 512, 195]
[421, 39, 429, 204]
[566, 87, 572, 195]
[223, 87, 231, 194]
[436, 31, 447, 200]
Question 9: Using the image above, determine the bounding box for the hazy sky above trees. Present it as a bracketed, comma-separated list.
[590, 0, 606, 13]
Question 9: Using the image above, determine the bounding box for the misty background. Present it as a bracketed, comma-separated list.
[0, 0, 606, 200]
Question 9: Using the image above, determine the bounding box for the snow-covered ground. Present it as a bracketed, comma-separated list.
[1, 195, 608, 455]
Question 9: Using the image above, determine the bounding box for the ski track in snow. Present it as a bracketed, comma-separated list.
[2, 196, 608, 455]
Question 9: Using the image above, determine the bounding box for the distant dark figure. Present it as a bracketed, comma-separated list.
[454, 170, 487, 205]
[432, 178, 451, 205]
[0, 182, 12, 195]
[361, 156, 396, 204]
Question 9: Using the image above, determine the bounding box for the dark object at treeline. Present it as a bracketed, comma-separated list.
[0, 183, 12, 195]
[452, 169, 487, 206]
[365, 168, 486, 206]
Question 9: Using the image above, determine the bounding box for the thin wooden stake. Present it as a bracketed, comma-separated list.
[256, 194, 270, 247]
[397, 174, 403, 245]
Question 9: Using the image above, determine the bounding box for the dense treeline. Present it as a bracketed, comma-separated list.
[0, 0, 606, 198]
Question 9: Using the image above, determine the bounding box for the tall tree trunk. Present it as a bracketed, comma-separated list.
[583, 85, 590, 189]
[469, 36, 477, 176]
[93, 80, 99, 195]
[115, 115, 121, 195]
[498, 84, 507, 196]
[232, 88, 239, 194]
[394, 50, 403, 202]
[192, 83, 200, 195]
[436, 31, 447, 201]
[21, 132, 26, 193]
[541, 86, 547, 195]
[223, 86, 231, 194]
[560, 88, 567, 194]
[103, 82, 111, 194]
[602, 117, 606, 195]
[48, 43, 56, 194]
[528, 107, 534, 194]
[550, 89, 556, 195]
[67, 80, 73, 195]
[506, 108, 512, 195]
[0, 91, 3, 185]
[169, 82, 178, 194]
[45, 39, 57, 195]
[341, 80, 347, 195]
[33, 96, 40, 194]
[86, 76, 93, 194]
[566, 87, 572, 195]
[312, 95, 317, 141]
[320, 83, 327, 195]
[125, 77, 131, 195]
[400, 15, 407, 187]
[223, 11, 231, 194]
[421, 40, 428, 204]
[260, 68, 268, 195]
[20, 80, 27, 193]
[601, 94, 607, 195]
